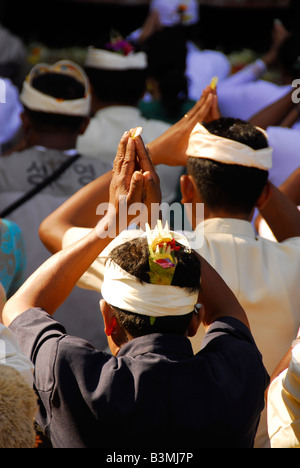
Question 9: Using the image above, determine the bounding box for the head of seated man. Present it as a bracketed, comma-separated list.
[182, 117, 270, 224]
[22, 72, 89, 138]
[100, 235, 202, 356]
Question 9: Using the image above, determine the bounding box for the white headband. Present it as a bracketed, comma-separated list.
[186, 123, 273, 170]
[20, 60, 91, 117]
[85, 47, 148, 70]
[101, 260, 199, 318]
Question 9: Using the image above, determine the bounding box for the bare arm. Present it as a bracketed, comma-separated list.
[39, 169, 112, 254]
[196, 254, 250, 330]
[258, 181, 300, 242]
[2, 134, 160, 327]
[40, 91, 215, 254]
[249, 89, 295, 130]
[147, 88, 219, 167]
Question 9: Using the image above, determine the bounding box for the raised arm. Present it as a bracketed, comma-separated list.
[147, 88, 219, 167]
[196, 254, 250, 330]
[2, 133, 160, 327]
[249, 89, 295, 130]
[40, 90, 215, 254]
[257, 180, 300, 242]
[39, 168, 112, 254]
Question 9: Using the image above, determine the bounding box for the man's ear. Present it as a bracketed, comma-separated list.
[187, 306, 204, 338]
[180, 174, 198, 204]
[100, 299, 117, 337]
[256, 181, 272, 210]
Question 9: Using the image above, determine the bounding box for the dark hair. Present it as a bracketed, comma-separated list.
[24, 72, 87, 133]
[186, 118, 269, 216]
[106, 237, 201, 338]
[85, 67, 147, 106]
[278, 33, 300, 80]
[142, 26, 188, 118]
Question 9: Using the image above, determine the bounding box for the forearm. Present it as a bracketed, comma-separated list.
[196, 254, 250, 329]
[2, 221, 113, 327]
[259, 182, 300, 242]
[40, 170, 112, 253]
[279, 167, 300, 204]
[249, 89, 293, 129]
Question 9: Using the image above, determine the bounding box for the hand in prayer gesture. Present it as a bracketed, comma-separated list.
[146, 86, 221, 168]
[107, 129, 161, 230]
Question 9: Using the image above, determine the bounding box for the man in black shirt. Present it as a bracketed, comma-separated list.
[0, 128, 269, 449]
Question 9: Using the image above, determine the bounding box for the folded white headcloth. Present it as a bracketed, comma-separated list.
[186, 123, 273, 170]
[85, 47, 147, 70]
[100, 229, 199, 317]
[20, 60, 91, 116]
[101, 260, 198, 317]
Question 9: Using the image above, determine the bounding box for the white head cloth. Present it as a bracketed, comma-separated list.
[150, 0, 199, 27]
[20, 60, 91, 117]
[186, 123, 273, 170]
[85, 47, 148, 71]
[101, 229, 199, 317]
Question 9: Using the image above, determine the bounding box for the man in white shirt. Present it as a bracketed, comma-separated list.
[77, 45, 185, 205]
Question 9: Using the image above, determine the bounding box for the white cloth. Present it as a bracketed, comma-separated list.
[268, 342, 300, 448]
[85, 48, 147, 70]
[218, 59, 291, 121]
[76, 106, 184, 204]
[0, 323, 34, 387]
[0, 78, 22, 148]
[62, 217, 300, 447]
[187, 123, 273, 170]
[102, 260, 198, 317]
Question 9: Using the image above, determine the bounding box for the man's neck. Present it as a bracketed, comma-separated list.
[192, 209, 253, 230]
[28, 132, 77, 151]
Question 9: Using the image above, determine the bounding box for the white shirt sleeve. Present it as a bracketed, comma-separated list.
[268, 342, 300, 448]
[0, 323, 34, 387]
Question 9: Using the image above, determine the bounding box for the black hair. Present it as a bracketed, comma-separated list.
[24, 72, 87, 133]
[85, 67, 147, 106]
[186, 118, 269, 216]
[106, 236, 201, 338]
[142, 26, 189, 119]
[278, 33, 300, 80]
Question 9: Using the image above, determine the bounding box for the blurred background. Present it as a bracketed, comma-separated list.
[0, 0, 295, 51]
[0, 0, 297, 93]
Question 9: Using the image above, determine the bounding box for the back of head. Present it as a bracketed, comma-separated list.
[24, 72, 87, 133]
[0, 365, 37, 448]
[105, 236, 201, 338]
[187, 118, 269, 216]
[20, 61, 91, 134]
[85, 38, 148, 106]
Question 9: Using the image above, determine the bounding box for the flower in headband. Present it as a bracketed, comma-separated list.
[146, 220, 181, 286]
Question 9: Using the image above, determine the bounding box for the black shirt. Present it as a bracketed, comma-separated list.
[10, 309, 269, 448]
